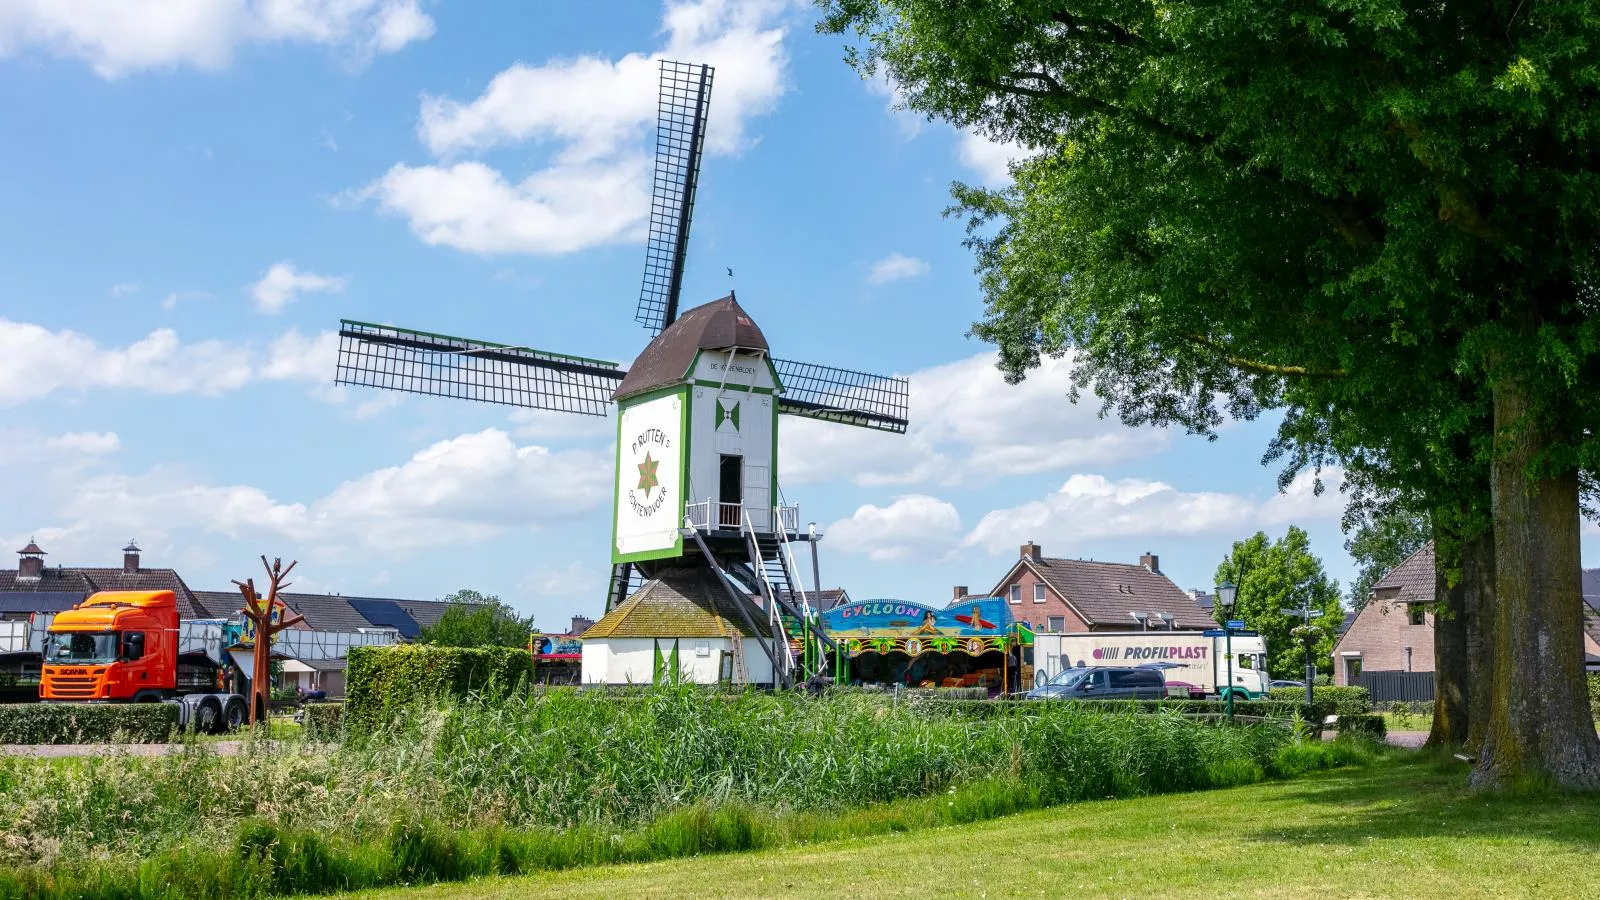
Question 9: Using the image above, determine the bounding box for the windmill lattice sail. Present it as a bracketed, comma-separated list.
[335, 320, 624, 416]
[772, 357, 910, 434]
[636, 60, 714, 336]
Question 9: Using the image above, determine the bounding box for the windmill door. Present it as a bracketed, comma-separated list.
[745, 461, 770, 532]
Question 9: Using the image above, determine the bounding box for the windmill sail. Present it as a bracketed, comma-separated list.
[772, 357, 910, 434]
[335, 320, 624, 416]
[636, 60, 714, 337]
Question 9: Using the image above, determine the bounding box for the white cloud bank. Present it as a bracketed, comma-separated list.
[0, 0, 434, 77]
[866, 252, 930, 285]
[826, 495, 963, 562]
[252, 262, 348, 314]
[358, 0, 798, 255]
[780, 351, 1170, 487]
[0, 319, 335, 406]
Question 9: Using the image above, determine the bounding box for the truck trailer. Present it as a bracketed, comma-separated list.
[1031, 629, 1271, 700]
[40, 590, 249, 733]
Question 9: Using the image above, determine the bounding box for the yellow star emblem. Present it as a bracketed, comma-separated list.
[637, 452, 660, 496]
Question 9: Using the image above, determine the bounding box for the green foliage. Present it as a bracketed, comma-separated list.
[300, 702, 343, 736]
[1267, 686, 1373, 720]
[1338, 714, 1388, 740]
[1214, 528, 1344, 679]
[0, 687, 1335, 895]
[0, 702, 177, 744]
[1344, 510, 1432, 609]
[344, 645, 531, 730]
[1589, 674, 1599, 723]
[419, 590, 536, 649]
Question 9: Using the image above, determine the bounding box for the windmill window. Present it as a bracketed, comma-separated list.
[1033, 584, 1046, 603]
[1008, 585, 1021, 605]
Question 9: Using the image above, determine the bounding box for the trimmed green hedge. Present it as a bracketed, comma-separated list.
[1337, 714, 1387, 739]
[301, 702, 344, 736]
[1267, 686, 1372, 719]
[0, 703, 178, 744]
[346, 645, 532, 730]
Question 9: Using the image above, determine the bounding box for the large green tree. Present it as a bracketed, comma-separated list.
[1344, 510, 1432, 611]
[1212, 528, 1344, 680]
[419, 590, 537, 649]
[820, 0, 1600, 788]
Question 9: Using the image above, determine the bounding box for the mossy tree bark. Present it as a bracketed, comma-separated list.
[1426, 515, 1469, 748]
[1461, 529, 1496, 755]
[1473, 377, 1600, 789]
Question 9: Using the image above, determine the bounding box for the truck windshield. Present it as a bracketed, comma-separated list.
[46, 632, 119, 664]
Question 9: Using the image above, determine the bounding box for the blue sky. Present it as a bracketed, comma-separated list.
[1, 0, 1544, 627]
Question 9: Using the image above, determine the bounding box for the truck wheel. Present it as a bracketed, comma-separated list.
[223, 699, 247, 732]
[195, 699, 222, 734]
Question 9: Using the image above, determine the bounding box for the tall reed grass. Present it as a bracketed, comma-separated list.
[0, 687, 1362, 899]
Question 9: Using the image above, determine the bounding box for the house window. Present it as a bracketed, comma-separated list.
[1344, 657, 1363, 682]
[1047, 616, 1065, 632]
[1033, 583, 1046, 603]
[1408, 603, 1426, 626]
[1009, 585, 1021, 605]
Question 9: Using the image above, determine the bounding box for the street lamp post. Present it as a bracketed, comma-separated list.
[1215, 579, 1238, 722]
[1281, 594, 1325, 707]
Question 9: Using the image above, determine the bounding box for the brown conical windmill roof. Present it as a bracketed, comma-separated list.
[613, 294, 768, 402]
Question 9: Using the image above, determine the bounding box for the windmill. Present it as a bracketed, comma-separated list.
[332, 61, 909, 688]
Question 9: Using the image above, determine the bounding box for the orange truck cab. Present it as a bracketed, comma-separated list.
[41, 590, 179, 702]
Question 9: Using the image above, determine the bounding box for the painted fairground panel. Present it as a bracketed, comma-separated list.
[821, 598, 1027, 691]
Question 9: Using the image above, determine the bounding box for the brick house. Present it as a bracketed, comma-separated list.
[1331, 543, 1436, 686]
[973, 542, 1216, 632]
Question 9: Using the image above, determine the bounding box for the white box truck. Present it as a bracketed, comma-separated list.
[1032, 630, 1270, 700]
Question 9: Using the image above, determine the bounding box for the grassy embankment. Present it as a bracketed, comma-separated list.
[340, 754, 1600, 899]
[0, 688, 1352, 898]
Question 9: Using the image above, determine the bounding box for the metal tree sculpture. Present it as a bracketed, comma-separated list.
[233, 556, 305, 725]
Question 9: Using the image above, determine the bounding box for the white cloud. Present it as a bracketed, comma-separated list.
[0, 429, 120, 467]
[826, 494, 963, 562]
[46, 429, 611, 557]
[45, 431, 120, 455]
[0, 0, 434, 78]
[251, 262, 348, 313]
[957, 131, 1025, 187]
[110, 283, 139, 298]
[0, 319, 334, 406]
[964, 469, 1347, 555]
[361, 0, 797, 256]
[780, 351, 1170, 487]
[866, 252, 930, 285]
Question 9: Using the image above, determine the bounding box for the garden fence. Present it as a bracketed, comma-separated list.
[1356, 670, 1434, 702]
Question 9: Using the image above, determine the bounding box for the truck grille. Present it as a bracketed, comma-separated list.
[44, 675, 102, 699]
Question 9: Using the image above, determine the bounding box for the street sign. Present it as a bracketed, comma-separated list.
[1202, 629, 1225, 637]
[1226, 619, 1246, 630]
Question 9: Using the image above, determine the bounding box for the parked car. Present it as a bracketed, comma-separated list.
[1026, 666, 1168, 700]
[1269, 679, 1305, 690]
[1137, 661, 1205, 698]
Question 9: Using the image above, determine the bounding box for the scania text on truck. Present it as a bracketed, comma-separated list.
[1031, 630, 1270, 700]
[41, 590, 248, 733]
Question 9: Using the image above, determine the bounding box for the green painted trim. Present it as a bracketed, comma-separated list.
[770, 396, 778, 509]
[338, 319, 619, 368]
[765, 356, 784, 394]
[611, 385, 688, 565]
[691, 379, 774, 394]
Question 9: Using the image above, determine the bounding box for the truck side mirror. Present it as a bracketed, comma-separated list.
[122, 633, 145, 661]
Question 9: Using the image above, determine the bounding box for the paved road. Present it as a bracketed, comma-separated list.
[1387, 730, 1428, 749]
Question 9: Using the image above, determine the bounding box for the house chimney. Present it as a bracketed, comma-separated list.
[123, 539, 141, 574]
[1020, 542, 1043, 563]
[1140, 551, 1160, 574]
[569, 614, 595, 635]
[17, 539, 45, 582]
[952, 585, 969, 602]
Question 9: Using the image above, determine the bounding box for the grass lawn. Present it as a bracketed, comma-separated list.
[337, 755, 1600, 900]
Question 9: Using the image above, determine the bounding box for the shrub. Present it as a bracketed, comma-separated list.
[1337, 714, 1387, 739]
[301, 702, 343, 736]
[345, 644, 531, 730]
[0, 702, 178, 744]
[1267, 685, 1371, 719]
[1589, 673, 1599, 723]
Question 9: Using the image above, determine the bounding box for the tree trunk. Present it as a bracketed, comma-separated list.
[1427, 513, 1469, 747]
[1462, 527, 1496, 755]
[1472, 376, 1600, 789]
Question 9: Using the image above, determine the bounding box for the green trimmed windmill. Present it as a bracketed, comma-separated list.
[332, 61, 909, 688]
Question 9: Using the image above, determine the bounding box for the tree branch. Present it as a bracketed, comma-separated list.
[1179, 332, 1349, 379]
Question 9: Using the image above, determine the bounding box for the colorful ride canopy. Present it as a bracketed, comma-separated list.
[821, 598, 1015, 638]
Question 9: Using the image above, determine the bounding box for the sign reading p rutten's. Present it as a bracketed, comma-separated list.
[613, 389, 686, 562]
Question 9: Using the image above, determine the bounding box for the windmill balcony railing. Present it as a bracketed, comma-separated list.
[684, 502, 799, 534]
